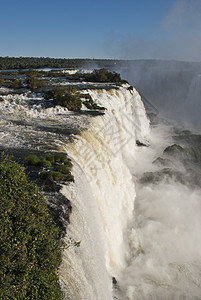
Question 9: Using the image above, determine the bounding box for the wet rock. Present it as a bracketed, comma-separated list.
[140, 168, 185, 185]
[136, 140, 147, 147]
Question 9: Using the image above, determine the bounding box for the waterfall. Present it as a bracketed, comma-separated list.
[59, 86, 150, 299]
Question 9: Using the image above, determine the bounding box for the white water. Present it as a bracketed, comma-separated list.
[59, 86, 201, 299]
[117, 124, 201, 300]
[1, 82, 201, 299]
[59, 87, 150, 299]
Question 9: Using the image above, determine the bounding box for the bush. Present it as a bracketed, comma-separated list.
[40, 153, 55, 163]
[56, 165, 71, 174]
[53, 87, 82, 111]
[65, 173, 74, 182]
[79, 68, 126, 83]
[0, 154, 63, 299]
[40, 170, 65, 181]
[24, 155, 41, 166]
[6, 79, 23, 89]
[127, 86, 134, 91]
[25, 153, 73, 182]
[54, 154, 70, 164]
[39, 159, 52, 168]
[63, 158, 73, 167]
[26, 75, 46, 90]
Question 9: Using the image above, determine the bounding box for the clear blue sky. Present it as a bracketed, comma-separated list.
[1, 0, 201, 61]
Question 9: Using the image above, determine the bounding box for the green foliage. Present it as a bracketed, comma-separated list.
[44, 86, 82, 111]
[83, 100, 105, 110]
[0, 75, 23, 89]
[44, 86, 105, 111]
[40, 159, 52, 168]
[127, 86, 134, 91]
[44, 86, 67, 100]
[53, 154, 71, 165]
[65, 173, 74, 181]
[8, 79, 22, 89]
[65, 68, 126, 84]
[26, 74, 46, 90]
[0, 56, 121, 70]
[40, 170, 66, 181]
[56, 165, 71, 174]
[24, 155, 41, 166]
[24, 153, 73, 182]
[40, 153, 55, 163]
[77, 68, 127, 83]
[0, 154, 63, 299]
[53, 86, 82, 111]
[0, 78, 5, 86]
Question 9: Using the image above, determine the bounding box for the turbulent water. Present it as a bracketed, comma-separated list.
[60, 87, 201, 299]
[1, 80, 201, 299]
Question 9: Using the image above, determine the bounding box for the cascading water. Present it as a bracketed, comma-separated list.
[1, 77, 201, 299]
[59, 87, 150, 299]
[59, 86, 201, 300]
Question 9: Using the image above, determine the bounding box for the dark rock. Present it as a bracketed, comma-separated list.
[140, 168, 185, 185]
[136, 140, 147, 147]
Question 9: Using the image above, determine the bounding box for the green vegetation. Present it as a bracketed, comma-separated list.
[40, 171, 66, 181]
[0, 56, 121, 70]
[0, 69, 47, 91]
[53, 87, 82, 111]
[44, 85, 105, 111]
[0, 67, 121, 111]
[127, 86, 134, 92]
[82, 95, 105, 110]
[0, 75, 23, 89]
[26, 72, 46, 90]
[24, 154, 41, 166]
[60, 68, 128, 84]
[0, 154, 63, 299]
[24, 153, 74, 182]
[56, 164, 71, 174]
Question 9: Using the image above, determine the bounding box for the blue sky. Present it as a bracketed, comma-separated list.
[1, 0, 201, 61]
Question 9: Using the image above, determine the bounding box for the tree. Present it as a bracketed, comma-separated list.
[26, 75, 46, 90]
[0, 154, 63, 299]
[53, 86, 82, 111]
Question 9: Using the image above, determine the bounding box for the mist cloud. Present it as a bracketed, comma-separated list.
[108, 0, 201, 62]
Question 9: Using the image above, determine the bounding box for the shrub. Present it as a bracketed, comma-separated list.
[65, 173, 74, 182]
[83, 100, 105, 110]
[40, 170, 65, 181]
[5, 79, 23, 89]
[63, 158, 73, 167]
[127, 86, 134, 91]
[26, 76, 46, 90]
[0, 154, 63, 299]
[53, 154, 70, 164]
[40, 153, 55, 163]
[44, 86, 67, 100]
[39, 159, 52, 168]
[56, 165, 71, 174]
[24, 155, 41, 166]
[54, 91, 82, 111]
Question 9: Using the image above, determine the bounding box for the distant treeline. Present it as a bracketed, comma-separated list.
[0, 56, 123, 70]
